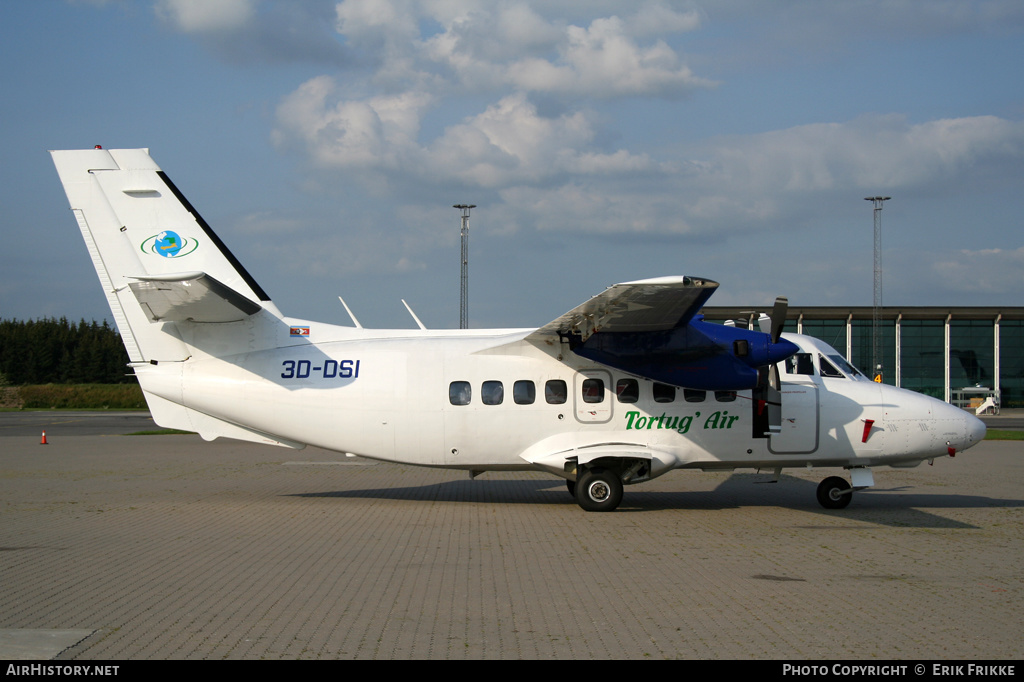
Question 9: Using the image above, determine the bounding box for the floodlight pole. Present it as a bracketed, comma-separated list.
[453, 204, 475, 329]
[865, 196, 891, 382]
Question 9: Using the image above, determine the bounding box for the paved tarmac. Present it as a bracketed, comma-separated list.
[0, 413, 1021, 660]
[980, 407, 1024, 430]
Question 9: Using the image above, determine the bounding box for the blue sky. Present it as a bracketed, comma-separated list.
[3, 1, 1023, 330]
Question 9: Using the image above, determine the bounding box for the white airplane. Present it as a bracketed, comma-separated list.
[51, 147, 987, 512]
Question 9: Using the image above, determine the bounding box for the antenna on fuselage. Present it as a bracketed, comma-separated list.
[402, 299, 427, 330]
[338, 296, 363, 329]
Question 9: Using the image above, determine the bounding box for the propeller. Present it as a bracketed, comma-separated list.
[756, 296, 788, 342]
[754, 296, 789, 437]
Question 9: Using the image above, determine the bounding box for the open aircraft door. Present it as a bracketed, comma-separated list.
[769, 382, 819, 454]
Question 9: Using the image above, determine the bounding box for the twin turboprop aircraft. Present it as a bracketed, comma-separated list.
[51, 147, 987, 511]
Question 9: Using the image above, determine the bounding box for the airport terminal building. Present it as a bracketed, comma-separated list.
[702, 306, 1024, 409]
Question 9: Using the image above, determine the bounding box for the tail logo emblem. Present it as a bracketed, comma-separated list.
[142, 230, 198, 258]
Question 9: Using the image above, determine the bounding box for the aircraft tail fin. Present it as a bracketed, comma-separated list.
[50, 148, 280, 362]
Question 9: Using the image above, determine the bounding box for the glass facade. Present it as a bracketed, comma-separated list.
[949, 320, 995, 389]
[899, 320, 945, 400]
[850, 319, 896, 384]
[800, 319, 847, 355]
[1001, 320, 1024, 408]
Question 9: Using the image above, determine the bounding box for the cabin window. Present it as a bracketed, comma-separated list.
[545, 380, 568, 404]
[819, 355, 845, 379]
[683, 389, 706, 402]
[482, 380, 504, 405]
[715, 390, 737, 402]
[653, 383, 676, 403]
[616, 379, 639, 403]
[786, 353, 814, 375]
[582, 378, 604, 404]
[514, 380, 536, 405]
[449, 381, 471, 405]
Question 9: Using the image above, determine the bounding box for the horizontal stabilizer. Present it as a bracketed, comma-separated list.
[129, 272, 262, 323]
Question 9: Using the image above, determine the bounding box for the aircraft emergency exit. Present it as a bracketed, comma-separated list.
[50, 147, 987, 511]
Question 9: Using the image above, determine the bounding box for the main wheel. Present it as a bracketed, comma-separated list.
[566, 479, 576, 497]
[575, 469, 623, 512]
[816, 476, 852, 509]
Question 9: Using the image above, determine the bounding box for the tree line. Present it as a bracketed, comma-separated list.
[0, 318, 132, 385]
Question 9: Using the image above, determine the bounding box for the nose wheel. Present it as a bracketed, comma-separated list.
[816, 476, 852, 509]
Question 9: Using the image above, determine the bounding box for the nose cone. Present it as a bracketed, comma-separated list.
[965, 413, 987, 447]
[934, 400, 987, 453]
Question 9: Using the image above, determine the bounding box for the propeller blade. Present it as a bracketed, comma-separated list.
[770, 296, 788, 343]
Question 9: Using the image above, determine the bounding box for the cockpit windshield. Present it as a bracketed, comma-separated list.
[783, 348, 866, 380]
[829, 354, 866, 379]
[820, 354, 866, 380]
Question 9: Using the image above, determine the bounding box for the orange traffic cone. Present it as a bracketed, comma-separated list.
[40, 431, 48, 445]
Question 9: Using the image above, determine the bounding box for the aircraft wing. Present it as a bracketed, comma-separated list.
[523, 276, 796, 391]
[525, 276, 719, 347]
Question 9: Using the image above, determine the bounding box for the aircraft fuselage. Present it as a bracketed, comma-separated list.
[134, 320, 984, 483]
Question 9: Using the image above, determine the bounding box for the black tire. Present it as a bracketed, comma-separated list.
[566, 479, 576, 497]
[817, 476, 852, 509]
[575, 469, 623, 512]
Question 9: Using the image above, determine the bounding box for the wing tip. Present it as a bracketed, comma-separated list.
[617, 275, 719, 288]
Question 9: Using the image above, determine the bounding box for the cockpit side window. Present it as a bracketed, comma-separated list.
[785, 353, 815, 375]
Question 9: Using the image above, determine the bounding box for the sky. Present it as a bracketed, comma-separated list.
[2, 0, 1023, 331]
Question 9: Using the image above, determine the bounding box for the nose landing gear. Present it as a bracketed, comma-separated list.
[816, 476, 853, 509]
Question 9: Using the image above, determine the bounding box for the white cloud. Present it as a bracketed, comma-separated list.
[155, 0, 254, 33]
[496, 113, 1024, 238]
[153, 1, 351, 66]
[705, 0, 1024, 43]
[230, 3, 1024, 293]
[505, 15, 713, 98]
[928, 246, 1024, 295]
[419, 4, 711, 98]
[273, 75, 434, 171]
[500, 183, 695, 235]
[627, 1, 702, 37]
[275, 86, 661, 187]
[693, 115, 1024, 204]
[274, 61, 1024, 244]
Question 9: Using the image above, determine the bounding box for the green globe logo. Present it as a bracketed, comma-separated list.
[141, 231, 198, 258]
[155, 231, 182, 257]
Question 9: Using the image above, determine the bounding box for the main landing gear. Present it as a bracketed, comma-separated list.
[573, 468, 623, 512]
